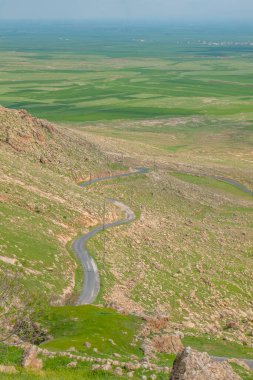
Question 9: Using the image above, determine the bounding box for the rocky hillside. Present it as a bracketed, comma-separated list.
[0, 106, 104, 180]
[0, 107, 119, 306]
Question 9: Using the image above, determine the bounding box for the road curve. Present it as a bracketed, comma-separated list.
[73, 168, 147, 305]
[72, 166, 253, 369]
[79, 167, 148, 188]
[216, 177, 253, 196]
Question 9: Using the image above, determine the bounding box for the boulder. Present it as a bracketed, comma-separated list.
[22, 346, 43, 370]
[151, 335, 184, 354]
[170, 347, 242, 380]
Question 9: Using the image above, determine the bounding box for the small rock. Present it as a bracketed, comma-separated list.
[0, 365, 17, 374]
[125, 362, 139, 371]
[67, 361, 77, 368]
[142, 376, 147, 380]
[93, 348, 98, 353]
[128, 372, 134, 378]
[174, 331, 184, 339]
[109, 339, 116, 346]
[114, 353, 121, 358]
[68, 347, 77, 352]
[150, 375, 157, 380]
[84, 342, 91, 348]
[114, 367, 123, 376]
[101, 363, 112, 371]
[226, 321, 239, 330]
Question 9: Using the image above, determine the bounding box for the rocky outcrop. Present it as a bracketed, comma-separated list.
[170, 347, 242, 380]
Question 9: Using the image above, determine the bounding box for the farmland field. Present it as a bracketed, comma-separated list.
[1, 22, 253, 122]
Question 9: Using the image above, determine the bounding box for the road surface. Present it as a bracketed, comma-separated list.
[73, 168, 146, 305]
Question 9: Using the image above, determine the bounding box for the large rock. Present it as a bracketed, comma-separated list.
[170, 347, 242, 380]
[22, 346, 43, 370]
[151, 335, 184, 354]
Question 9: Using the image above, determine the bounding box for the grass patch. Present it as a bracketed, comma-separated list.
[41, 305, 143, 358]
[183, 335, 253, 359]
[170, 172, 253, 200]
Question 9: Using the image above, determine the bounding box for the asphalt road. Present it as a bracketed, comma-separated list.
[216, 177, 253, 196]
[73, 168, 145, 305]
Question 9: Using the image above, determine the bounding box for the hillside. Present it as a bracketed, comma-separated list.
[0, 106, 105, 181]
[0, 107, 120, 305]
[0, 107, 252, 380]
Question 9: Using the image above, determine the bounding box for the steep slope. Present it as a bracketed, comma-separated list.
[0, 107, 118, 305]
[0, 106, 105, 180]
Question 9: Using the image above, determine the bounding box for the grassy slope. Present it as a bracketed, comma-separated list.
[0, 108, 122, 305]
[84, 170, 253, 348]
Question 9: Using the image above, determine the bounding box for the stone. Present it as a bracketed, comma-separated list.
[114, 367, 123, 376]
[125, 362, 140, 370]
[150, 375, 157, 380]
[22, 346, 43, 370]
[226, 321, 239, 330]
[67, 361, 77, 368]
[170, 347, 242, 380]
[174, 330, 184, 339]
[0, 365, 17, 374]
[84, 341, 91, 348]
[127, 372, 134, 378]
[101, 363, 112, 371]
[67, 347, 77, 352]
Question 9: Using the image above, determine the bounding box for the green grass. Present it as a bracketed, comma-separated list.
[1, 23, 253, 122]
[183, 335, 253, 359]
[0, 344, 23, 366]
[170, 172, 253, 200]
[230, 363, 253, 380]
[41, 305, 143, 358]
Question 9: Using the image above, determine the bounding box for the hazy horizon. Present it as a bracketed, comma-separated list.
[0, 0, 253, 22]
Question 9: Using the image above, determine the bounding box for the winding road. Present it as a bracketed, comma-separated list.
[73, 168, 147, 305]
[72, 166, 253, 369]
[216, 177, 253, 196]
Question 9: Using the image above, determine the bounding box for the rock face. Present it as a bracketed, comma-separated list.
[22, 346, 43, 370]
[170, 347, 242, 380]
